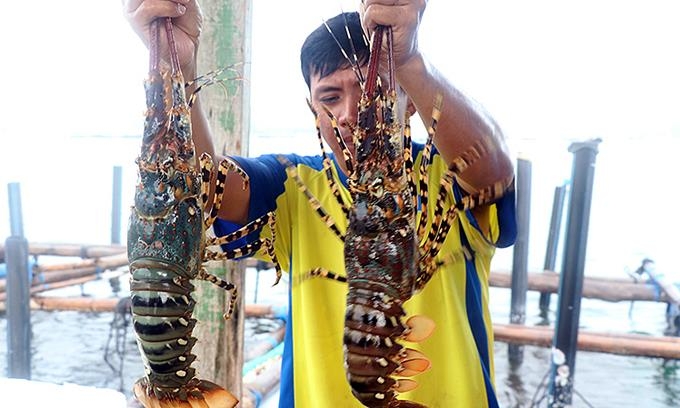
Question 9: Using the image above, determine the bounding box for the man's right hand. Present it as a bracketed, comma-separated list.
[123, 0, 203, 76]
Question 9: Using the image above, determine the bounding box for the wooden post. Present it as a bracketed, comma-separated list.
[548, 139, 601, 407]
[508, 158, 531, 365]
[6, 182, 31, 379]
[192, 0, 252, 400]
[538, 184, 567, 321]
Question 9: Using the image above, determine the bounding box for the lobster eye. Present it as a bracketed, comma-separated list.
[370, 178, 384, 198]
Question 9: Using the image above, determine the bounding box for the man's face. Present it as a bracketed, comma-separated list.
[309, 66, 410, 176]
[309, 67, 362, 176]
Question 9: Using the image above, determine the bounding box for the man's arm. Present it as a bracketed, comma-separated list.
[190, 98, 251, 224]
[397, 55, 514, 193]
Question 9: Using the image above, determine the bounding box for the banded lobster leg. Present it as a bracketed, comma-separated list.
[197, 152, 283, 318]
[411, 97, 515, 290]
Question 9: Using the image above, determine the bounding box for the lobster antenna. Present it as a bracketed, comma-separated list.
[149, 19, 160, 72]
[164, 18, 182, 75]
[322, 18, 364, 84]
[341, 10, 365, 84]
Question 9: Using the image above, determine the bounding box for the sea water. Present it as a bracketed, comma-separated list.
[0, 269, 678, 407]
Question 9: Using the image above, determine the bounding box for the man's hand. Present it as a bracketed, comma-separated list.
[123, 0, 203, 76]
[359, 0, 426, 71]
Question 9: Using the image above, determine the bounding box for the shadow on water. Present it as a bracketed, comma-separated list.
[506, 354, 531, 408]
[656, 360, 680, 407]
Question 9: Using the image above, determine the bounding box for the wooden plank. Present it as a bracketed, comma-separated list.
[192, 0, 252, 400]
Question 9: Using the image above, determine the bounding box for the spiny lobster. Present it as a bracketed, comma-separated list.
[127, 17, 281, 408]
[280, 21, 511, 407]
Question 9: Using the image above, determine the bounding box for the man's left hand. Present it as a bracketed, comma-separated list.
[359, 0, 427, 70]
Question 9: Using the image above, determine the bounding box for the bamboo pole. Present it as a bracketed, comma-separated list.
[0, 270, 91, 302]
[244, 326, 285, 362]
[241, 356, 283, 408]
[0, 251, 668, 303]
[494, 323, 680, 360]
[17, 297, 282, 316]
[192, 0, 252, 399]
[8, 293, 680, 361]
[0, 253, 127, 293]
[490, 270, 674, 303]
[34, 253, 129, 273]
[29, 296, 122, 313]
[0, 242, 126, 259]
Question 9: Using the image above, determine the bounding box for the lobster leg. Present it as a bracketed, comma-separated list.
[205, 158, 250, 228]
[295, 267, 348, 286]
[197, 269, 238, 319]
[278, 156, 346, 241]
[307, 99, 352, 218]
[204, 206, 282, 283]
[414, 95, 441, 242]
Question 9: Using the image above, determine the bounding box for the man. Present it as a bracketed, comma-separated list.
[124, 1, 516, 406]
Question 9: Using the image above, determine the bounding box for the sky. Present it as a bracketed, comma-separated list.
[1, 0, 679, 276]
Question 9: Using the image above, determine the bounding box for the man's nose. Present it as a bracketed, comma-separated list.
[337, 98, 358, 129]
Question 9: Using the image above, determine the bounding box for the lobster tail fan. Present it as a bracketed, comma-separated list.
[133, 379, 238, 408]
[402, 315, 435, 342]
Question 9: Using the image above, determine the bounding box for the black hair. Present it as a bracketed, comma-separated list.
[300, 12, 369, 89]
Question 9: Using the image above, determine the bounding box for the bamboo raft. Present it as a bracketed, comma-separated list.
[0, 243, 129, 303]
[2, 242, 672, 302]
[2, 242, 679, 362]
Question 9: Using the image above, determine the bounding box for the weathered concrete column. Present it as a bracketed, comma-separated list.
[111, 165, 123, 245]
[538, 183, 567, 321]
[508, 157, 531, 366]
[192, 0, 252, 400]
[6, 182, 31, 379]
[548, 139, 601, 407]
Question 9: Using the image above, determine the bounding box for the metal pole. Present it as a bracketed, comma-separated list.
[6, 182, 31, 379]
[111, 166, 123, 244]
[548, 139, 601, 407]
[538, 184, 567, 321]
[509, 157, 531, 366]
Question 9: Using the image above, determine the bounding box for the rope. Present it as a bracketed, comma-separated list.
[103, 296, 132, 392]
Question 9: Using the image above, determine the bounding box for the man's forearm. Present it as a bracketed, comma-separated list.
[190, 97, 220, 164]
[189, 95, 251, 225]
[396, 53, 514, 193]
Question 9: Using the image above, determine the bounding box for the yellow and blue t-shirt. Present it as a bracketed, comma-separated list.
[214, 144, 516, 408]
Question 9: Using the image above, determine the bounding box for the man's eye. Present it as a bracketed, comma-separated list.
[320, 95, 339, 104]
